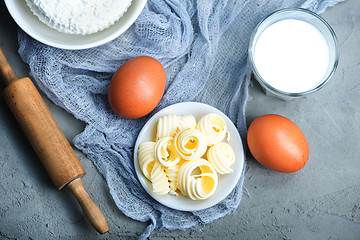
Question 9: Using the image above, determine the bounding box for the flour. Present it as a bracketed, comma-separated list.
[25, 0, 132, 35]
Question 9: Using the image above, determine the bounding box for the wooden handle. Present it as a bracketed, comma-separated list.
[0, 48, 18, 86]
[67, 178, 109, 234]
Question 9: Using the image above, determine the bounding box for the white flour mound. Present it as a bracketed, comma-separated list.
[25, 0, 133, 35]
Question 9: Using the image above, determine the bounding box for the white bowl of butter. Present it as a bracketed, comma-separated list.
[134, 102, 245, 211]
[5, 0, 147, 50]
[249, 8, 339, 100]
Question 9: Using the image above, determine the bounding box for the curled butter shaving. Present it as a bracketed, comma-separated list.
[156, 115, 179, 140]
[207, 142, 235, 174]
[178, 115, 197, 130]
[177, 158, 218, 200]
[197, 113, 227, 146]
[151, 161, 170, 195]
[155, 137, 180, 167]
[165, 165, 180, 196]
[138, 142, 156, 181]
[174, 128, 207, 160]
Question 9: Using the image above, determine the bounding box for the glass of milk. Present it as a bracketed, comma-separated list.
[249, 8, 339, 100]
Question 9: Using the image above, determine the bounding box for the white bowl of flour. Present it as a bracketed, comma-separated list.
[249, 8, 339, 100]
[5, 0, 147, 50]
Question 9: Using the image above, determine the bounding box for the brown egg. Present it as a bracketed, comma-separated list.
[108, 56, 166, 119]
[247, 114, 309, 173]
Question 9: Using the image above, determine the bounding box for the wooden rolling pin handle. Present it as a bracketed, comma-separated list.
[67, 178, 109, 234]
[0, 49, 18, 86]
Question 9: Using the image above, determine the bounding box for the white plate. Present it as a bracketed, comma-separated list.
[134, 102, 245, 211]
[4, 0, 147, 50]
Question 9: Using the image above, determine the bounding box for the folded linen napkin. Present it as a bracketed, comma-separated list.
[18, 0, 343, 238]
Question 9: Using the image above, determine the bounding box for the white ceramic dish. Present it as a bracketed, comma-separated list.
[133, 102, 245, 211]
[4, 0, 147, 50]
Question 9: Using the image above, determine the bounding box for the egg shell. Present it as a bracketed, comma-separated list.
[247, 114, 309, 173]
[108, 56, 166, 119]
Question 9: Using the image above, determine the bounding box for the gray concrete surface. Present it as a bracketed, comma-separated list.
[1, 1, 360, 239]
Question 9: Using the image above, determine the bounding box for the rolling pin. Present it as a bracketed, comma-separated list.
[0, 48, 109, 234]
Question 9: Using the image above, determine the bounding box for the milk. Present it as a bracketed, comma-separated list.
[253, 19, 330, 93]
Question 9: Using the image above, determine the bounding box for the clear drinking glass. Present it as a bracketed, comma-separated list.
[248, 8, 339, 100]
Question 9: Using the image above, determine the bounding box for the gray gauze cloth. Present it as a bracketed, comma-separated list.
[18, 0, 343, 238]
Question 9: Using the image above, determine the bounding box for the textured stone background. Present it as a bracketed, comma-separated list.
[1, 0, 360, 239]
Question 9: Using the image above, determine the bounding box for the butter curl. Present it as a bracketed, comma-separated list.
[174, 128, 207, 160]
[177, 158, 218, 200]
[138, 142, 156, 180]
[207, 142, 235, 174]
[197, 113, 227, 145]
[155, 136, 180, 167]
